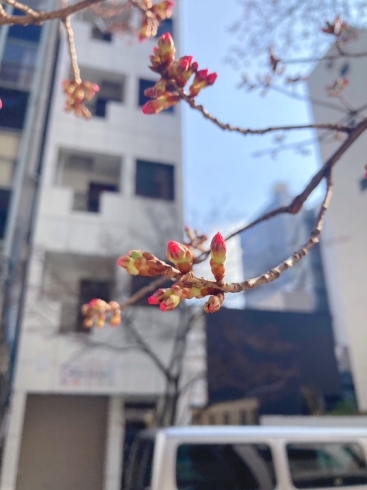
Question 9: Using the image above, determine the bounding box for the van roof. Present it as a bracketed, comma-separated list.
[155, 426, 367, 439]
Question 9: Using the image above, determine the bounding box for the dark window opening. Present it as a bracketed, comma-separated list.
[360, 177, 367, 191]
[138, 78, 174, 113]
[223, 411, 230, 424]
[130, 275, 172, 306]
[339, 62, 350, 78]
[176, 443, 276, 490]
[91, 79, 123, 118]
[287, 442, 367, 489]
[77, 279, 111, 332]
[135, 159, 174, 201]
[0, 188, 11, 239]
[88, 182, 118, 212]
[0, 88, 29, 130]
[8, 10, 42, 42]
[156, 17, 173, 38]
[91, 26, 112, 42]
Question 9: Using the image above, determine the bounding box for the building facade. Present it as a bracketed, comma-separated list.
[307, 29, 367, 411]
[1, 5, 184, 490]
[240, 183, 330, 314]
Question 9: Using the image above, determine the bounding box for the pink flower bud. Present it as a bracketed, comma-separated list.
[210, 232, 226, 264]
[189, 69, 217, 97]
[204, 293, 224, 313]
[166, 241, 193, 273]
[142, 94, 179, 114]
[148, 288, 169, 304]
[160, 292, 181, 311]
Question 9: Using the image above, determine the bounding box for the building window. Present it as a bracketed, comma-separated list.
[77, 279, 111, 331]
[93, 79, 123, 117]
[360, 177, 367, 191]
[0, 88, 29, 130]
[91, 26, 112, 42]
[0, 41, 38, 89]
[138, 78, 174, 113]
[0, 189, 11, 239]
[156, 17, 173, 38]
[223, 411, 230, 425]
[135, 160, 174, 201]
[339, 62, 350, 78]
[240, 410, 247, 425]
[8, 9, 42, 43]
[58, 151, 121, 213]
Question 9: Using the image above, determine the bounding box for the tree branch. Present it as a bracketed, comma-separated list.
[177, 89, 351, 136]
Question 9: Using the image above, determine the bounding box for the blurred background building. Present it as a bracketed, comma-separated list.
[0, 5, 184, 490]
[308, 28, 367, 412]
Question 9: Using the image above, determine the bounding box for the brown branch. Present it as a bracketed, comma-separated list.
[177, 90, 352, 136]
[2, 0, 40, 17]
[0, 0, 102, 25]
[119, 275, 173, 312]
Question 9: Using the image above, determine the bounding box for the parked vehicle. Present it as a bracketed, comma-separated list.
[124, 426, 367, 490]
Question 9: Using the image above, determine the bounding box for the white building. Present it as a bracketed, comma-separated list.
[307, 29, 367, 410]
[1, 6, 185, 490]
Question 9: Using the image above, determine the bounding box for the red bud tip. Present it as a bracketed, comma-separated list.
[148, 296, 160, 305]
[207, 73, 217, 85]
[167, 240, 181, 256]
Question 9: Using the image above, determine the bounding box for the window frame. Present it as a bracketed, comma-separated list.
[135, 159, 175, 201]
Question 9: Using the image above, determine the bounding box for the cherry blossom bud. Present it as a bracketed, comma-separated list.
[166, 241, 194, 273]
[189, 69, 217, 97]
[160, 290, 181, 311]
[151, 0, 174, 21]
[144, 78, 168, 98]
[0, 99, 2, 109]
[204, 293, 225, 313]
[210, 232, 227, 264]
[142, 93, 179, 114]
[148, 288, 170, 304]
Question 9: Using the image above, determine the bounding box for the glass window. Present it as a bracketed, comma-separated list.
[360, 177, 367, 191]
[287, 442, 367, 488]
[0, 88, 29, 130]
[138, 78, 174, 113]
[135, 160, 174, 201]
[176, 443, 276, 490]
[8, 10, 42, 43]
[0, 41, 38, 89]
[0, 189, 11, 239]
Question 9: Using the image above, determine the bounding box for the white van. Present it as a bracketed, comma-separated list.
[124, 426, 367, 490]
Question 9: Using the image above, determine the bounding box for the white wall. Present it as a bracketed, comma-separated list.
[307, 29, 367, 409]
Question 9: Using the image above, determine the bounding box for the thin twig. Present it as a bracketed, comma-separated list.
[2, 0, 40, 17]
[0, 0, 102, 25]
[177, 89, 351, 136]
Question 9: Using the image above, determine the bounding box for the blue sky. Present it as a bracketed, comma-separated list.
[180, 0, 323, 231]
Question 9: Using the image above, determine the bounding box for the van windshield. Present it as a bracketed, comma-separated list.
[176, 443, 276, 490]
[287, 442, 367, 488]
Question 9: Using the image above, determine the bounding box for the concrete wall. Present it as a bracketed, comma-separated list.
[307, 29, 367, 409]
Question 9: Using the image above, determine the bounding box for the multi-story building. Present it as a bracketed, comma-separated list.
[1, 5, 183, 490]
[240, 183, 330, 314]
[307, 29, 367, 411]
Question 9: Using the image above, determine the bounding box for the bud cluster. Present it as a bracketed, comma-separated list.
[139, 1, 174, 41]
[166, 241, 194, 273]
[148, 283, 219, 311]
[142, 33, 217, 114]
[62, 79, 100, 119]
[82, 299, 121, 328]
[117, 250, 171, 276]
